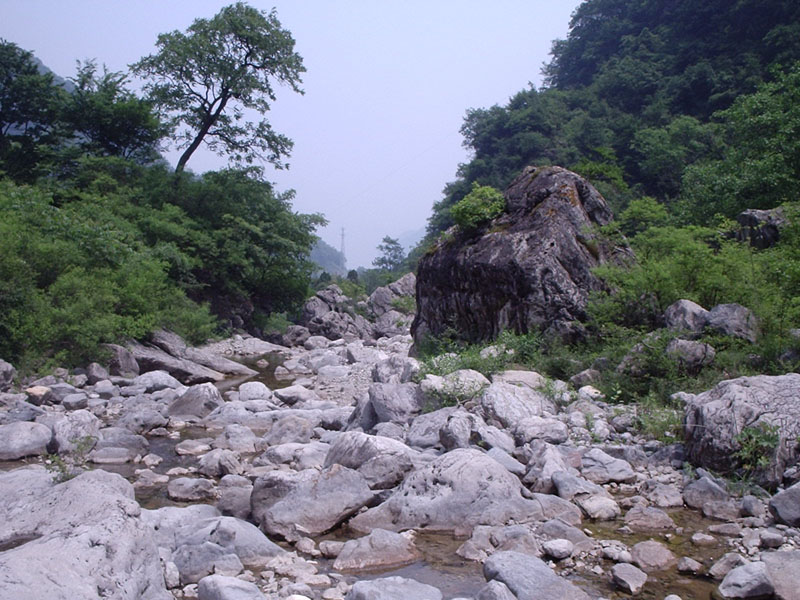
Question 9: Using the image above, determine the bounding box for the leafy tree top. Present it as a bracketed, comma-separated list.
[132, 3, 305, 173]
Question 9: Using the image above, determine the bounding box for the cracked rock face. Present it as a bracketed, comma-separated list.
[684, 374, 800, 488]
[412, 165, 627, 344]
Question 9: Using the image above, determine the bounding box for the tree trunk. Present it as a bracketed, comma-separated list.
[174, 95, 229, 174]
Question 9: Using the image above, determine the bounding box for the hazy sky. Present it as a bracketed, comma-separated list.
[2, 1, 581, 268]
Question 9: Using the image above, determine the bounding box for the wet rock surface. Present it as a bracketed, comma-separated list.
[1, 328, 799, 600]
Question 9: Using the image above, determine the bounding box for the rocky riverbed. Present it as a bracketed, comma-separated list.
[1, 328, 799, 600]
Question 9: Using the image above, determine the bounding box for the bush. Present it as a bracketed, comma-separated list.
[449, 182, 505, 231]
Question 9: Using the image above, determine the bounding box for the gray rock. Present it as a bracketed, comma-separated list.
[0, 358, 17, 391]
[718, 561, 773, 599]
[483, 550, 590, 600]
[324, 431, 416, 489]
[345, 576, 442, 600]
[624, 505, 675, 532]
[551, 471, 606, 501]
[168, 477, 216, 502]
[666, 338, 716, 372]
[684, 374, 800, 488]
[475, 581, 517, 600]
[273, 384, 318, 406]
[581, 447, 635, 483]
[736, 207, 787, 249]
[611, 562, 648, 594]
[104, 343, 140, 377]
[542, 538, 574, 560]
[762, 550, 800, 600]
[237, 381, 272, 403]
[0, 421, 51, 460]
[412, 166, 621, 345]
[251, 464, 374, 542]
[631, 540, 676, 573]
[367, 382, 422, 426]
[514, 416, 568, 445]
[217, 475, 253, 520]
[642, 480, 684, 508]
[487, 447, 527, 476]
[770, 480, 800, 526]
[128, 340, 225, 384]
[198, 449, 242, 477]
[263, 415, 314, 446]
[172, 542, 242, 585]
[214, 424, 258, 454]
[177, 516, 284, 568]
[479, 382, 556, 430]
[372, 355, 419, 384]
[349, 448, 580, 537]
[333, 529, 420, 571]
[85, 362, 109, 385]
[575, 494, 621, 520]
[706, 303, 760, 343]
[709, 553, 749, 580]
[406, 407, 458, 448]
[169, 383, 223, 419]
[0, 467, 169, 600]
[62, 392, 89, 410]
[367, 272, 416, 318]
[198, 575, 266, 600]
[133, 369, 182, 393]
[683, 476, 729, 509]
[664, 299, 709, 335]
[50, 409, 101, 454]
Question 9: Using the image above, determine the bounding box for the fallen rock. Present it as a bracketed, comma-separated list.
[718, 561, 773, 599]
[581, 448, 635, 484]
[324, 431, 416, 489]
[631, 540, 677, 573]
[128, 340, 224, 384]
[762, 550, 800, 600]
[705, 303, 760, 343]
[168, 383, 224, 419]
[769, 480, 800, 526]
[0, 421, 51, 460]
[197, 574, 266, 600]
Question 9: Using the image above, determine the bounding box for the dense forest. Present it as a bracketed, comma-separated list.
[420, 0, 800, 400]
[427, 0, 800, 232]
[0, 4, 324, 370]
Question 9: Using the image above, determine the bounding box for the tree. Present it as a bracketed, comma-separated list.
[373, 236, 405, 271]
[61, 60, 166, 162]
[132, 3, 305, 174]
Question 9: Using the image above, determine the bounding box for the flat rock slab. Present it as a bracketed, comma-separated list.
[611, 562, 648, 594]
[631, 540, 677, 573]
[762, 550, 800, 600]
[198, 574, 266, 600]
[484, 550, 590, 600]
[769, 480, 800, 526]
[718, 561, 774, 599]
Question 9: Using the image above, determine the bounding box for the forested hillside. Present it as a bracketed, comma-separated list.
[428, 0, 800, 233]
[0, 4, 324, 370]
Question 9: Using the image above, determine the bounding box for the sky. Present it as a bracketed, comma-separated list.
[2, 0, 581, 269]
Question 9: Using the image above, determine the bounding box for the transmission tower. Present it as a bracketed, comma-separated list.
[340, 227, 346, 266]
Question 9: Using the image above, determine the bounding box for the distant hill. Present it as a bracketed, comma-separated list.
[309, 238, 346, 276]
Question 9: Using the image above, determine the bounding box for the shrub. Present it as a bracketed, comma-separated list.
[449, 182, 505, 231]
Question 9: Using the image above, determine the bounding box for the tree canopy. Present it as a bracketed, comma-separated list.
[133, 2, 305, 174]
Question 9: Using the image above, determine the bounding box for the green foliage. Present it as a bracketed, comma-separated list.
[734, 423, 780, 475]
[132, 3, 305, 173]
[373, 236, 405, 272]
[44, 435, 96, 482]
[449, 182, 505, 231]
[634, 394, 683, 443]
[390, 296, 416, 315]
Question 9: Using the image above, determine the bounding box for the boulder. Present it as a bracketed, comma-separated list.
[664, 299, 709, 335]
[684, 374, 800, 488]
[300, 285, 375, 341]
[718, 561, 773, 599]
[769, 480, 800, 526]
[103, 343, 140, 377]
[580, 447, 636, 484]
[366, 382, 423, 426]
[736, 207, 787, 249]
[345, 576, 442, 600]
[168, 383, 224, 419]
[333, 529, 420, 571]
[367, 272, 416, 318]
[762, 550, 800, 600]
[133, 370, 183, 393]
[483, 551, 590, 600]
[349, 448, 580, 536]
[250, 464, 374, 542]
[412, 165, 624, 344]
[0, 467, 170, 600]
[478, 382, 556, 430]
[198, 575, 266, 600]
[0, 421, 51, 460]
[630, 540, 676, 573]
[666, 338, 716, 372]
[611, 563, 648, 594]
[0, 358, 16, 391]
[176, 516, 284, 568]
[324, 431, 416, 489]
[127, 340, 224, 384]
[705, 303, 760, 343]
[50, 409, 101, 454]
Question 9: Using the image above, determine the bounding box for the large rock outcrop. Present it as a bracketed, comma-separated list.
[412, 166, 624, 343]
[684, 374, 800, 488]
[301, 285, 375, 341]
